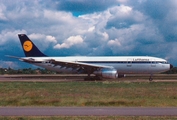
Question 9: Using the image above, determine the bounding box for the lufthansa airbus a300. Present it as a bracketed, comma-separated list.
[8, 34, 173, 81]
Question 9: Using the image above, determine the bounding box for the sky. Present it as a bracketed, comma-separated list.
[0, 0, 177, 69]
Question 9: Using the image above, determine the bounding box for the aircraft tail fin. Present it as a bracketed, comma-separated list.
[18, 34, 47, 57]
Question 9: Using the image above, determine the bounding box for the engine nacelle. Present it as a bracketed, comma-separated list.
[93, 69, 118, 79]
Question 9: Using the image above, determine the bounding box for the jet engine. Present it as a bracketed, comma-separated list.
[93, 69, 118, 79]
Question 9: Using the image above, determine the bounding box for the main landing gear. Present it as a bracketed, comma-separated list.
[84, 76, 102, 80]
[84, 73, 102, 80]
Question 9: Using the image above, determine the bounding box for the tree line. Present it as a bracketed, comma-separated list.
[0, 68, 57, 74]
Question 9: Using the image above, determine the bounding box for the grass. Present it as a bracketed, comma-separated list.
[0, 81, 177, 106]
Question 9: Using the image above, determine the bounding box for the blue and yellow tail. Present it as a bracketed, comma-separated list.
[18, 34, 47, 57]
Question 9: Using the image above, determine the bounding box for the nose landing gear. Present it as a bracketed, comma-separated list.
[149, 74, 153, 81]
[149, 77, 153, 81]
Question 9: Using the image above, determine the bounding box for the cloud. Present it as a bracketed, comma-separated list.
[108, 38, 122, 47]
[106, 5, 146, 29]
[29, 33, 57, 43]
[46, 35, 57, 43]
[0, 0, 177, 68]
[129, 0, 177, 43]
[54, 35, 84, 49]
[55, 0, 118, 15]
[0, 4, 7, 21]
[28, 33, 57, 51]
[0, 29, 27, 45]
[88, 26, 95, 32]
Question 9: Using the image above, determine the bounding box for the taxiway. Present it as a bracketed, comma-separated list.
[0, 107, 177, 116]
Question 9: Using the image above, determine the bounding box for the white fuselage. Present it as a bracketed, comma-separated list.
[21, 56, 171, 74]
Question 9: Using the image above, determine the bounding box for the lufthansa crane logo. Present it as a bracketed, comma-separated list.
[23, 40, 33, 52]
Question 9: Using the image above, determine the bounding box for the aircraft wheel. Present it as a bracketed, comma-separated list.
[149, 78, 153, 81]
[94, 76, 102, 80]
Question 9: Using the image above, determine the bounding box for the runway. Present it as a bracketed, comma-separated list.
[0, 107, 177, 116]
[1, 74, 177, 82]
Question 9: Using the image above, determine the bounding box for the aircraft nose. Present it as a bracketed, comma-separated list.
[170, 64, 173, 69]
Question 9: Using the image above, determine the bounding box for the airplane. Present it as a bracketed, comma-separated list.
[8, 34, 173, 81]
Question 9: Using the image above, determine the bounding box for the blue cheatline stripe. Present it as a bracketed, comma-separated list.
[24, 61, 168, 64]
[78, 61, 167, 64]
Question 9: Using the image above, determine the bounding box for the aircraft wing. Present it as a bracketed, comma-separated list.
[48, 59, 114, 71]
[7, 56, 114, 73]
